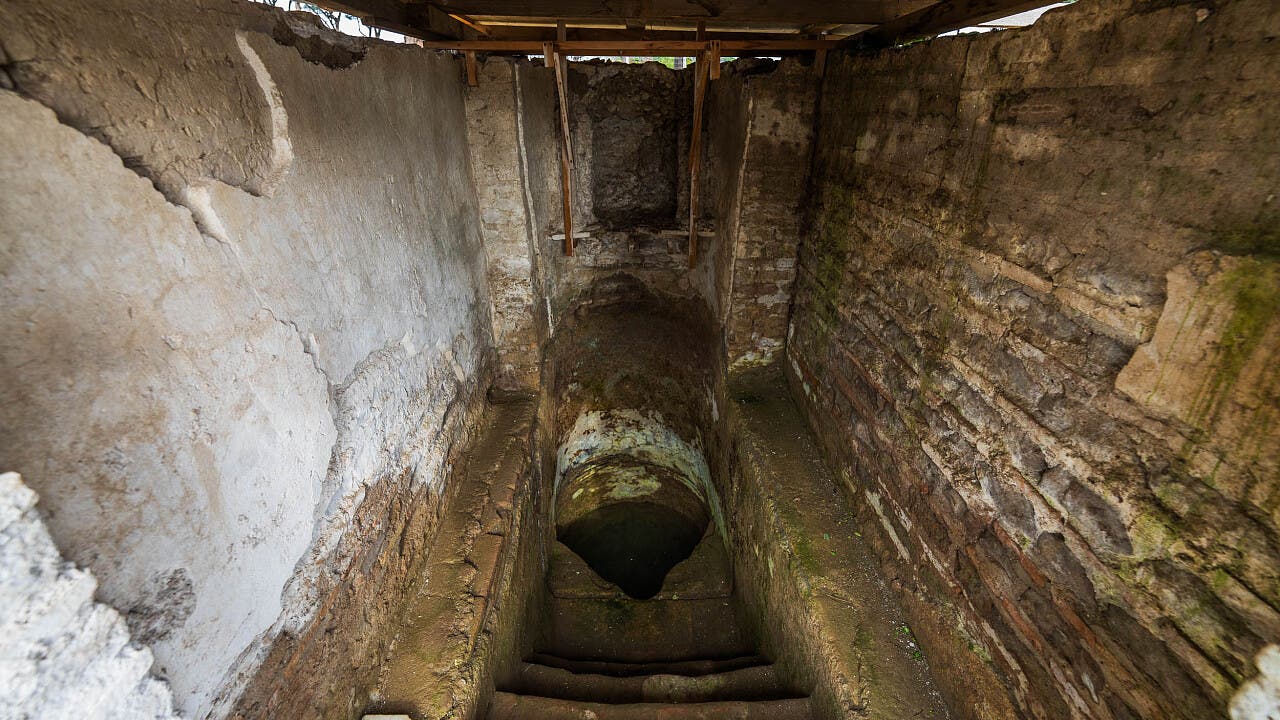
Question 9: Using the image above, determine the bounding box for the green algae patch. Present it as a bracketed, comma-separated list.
[1191, 256, 1280, 431]
[1205, 223, 1280, 260]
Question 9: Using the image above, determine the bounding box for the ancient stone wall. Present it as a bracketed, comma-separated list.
[788, 1, 1280, 718]
[0, 1, 494, 716]
[538, 59, 816, 363]
[465, 59, 546, 391]
[719, 59, 817, 370]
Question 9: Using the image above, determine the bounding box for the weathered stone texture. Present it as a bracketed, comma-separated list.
[0, 1, 494, 716]
[537, 58, 816, 365]
[720, 59, 817, 370]
[466, 59, 544, 391]
[787, 1, 1280, 718]
[727, 372, 952, 720]
[568, 62, 690, 230]
[0, 472, 179, 719]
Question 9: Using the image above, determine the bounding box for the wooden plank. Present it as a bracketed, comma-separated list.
[552, 49, 575, 256]
[708, 40, 720, 79]
[852, 0, 1053, 47]
[420, 38, 845, 53]
[687, 53, 709, 268]
[448, 13, 491, 35]
[464, 50, 478, 86]
[426, 0, 921, 26]
[542, 42, 555, 66]
[476, 25, 849, 43]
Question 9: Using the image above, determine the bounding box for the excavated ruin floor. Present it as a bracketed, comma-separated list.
[493, 369, 948, 718]
[372, 396, 537, 718]
[362, 367, 949, 719]
[728, 368, 951, 718]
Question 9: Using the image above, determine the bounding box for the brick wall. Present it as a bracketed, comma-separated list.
[787, 1, 1280, 718]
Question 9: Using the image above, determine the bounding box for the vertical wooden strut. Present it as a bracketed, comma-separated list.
[687, 52, 710, 268]
[464, 50, 478, 86]
[553, 47, 575, 256]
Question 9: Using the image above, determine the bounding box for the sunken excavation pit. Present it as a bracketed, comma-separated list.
[1, 0, 1279, 719]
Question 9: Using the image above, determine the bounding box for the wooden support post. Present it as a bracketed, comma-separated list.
[687, 52, 709, 268]
[708, 40, 720, 80]
[542, 42, 554, 67]
[557, 20, 568, 42]
[464, 50, 478, 87]
[813, 48, 827, 77]
[553, 49, 575, 256]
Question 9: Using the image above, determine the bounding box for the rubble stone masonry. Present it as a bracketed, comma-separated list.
[787, 1, 1280, 718]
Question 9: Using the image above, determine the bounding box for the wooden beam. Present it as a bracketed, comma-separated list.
[426, 0, 923, 26]
[552, 49, 575, 256]
[448, 12, 490, 35]
[419, 38, 845, 54]
[475, 25, 840, 43]
[853, 0, 1053, 48]
[464, 50, 478, 86]
[708, 39, 720, 79]
[687, 53, 709, 268]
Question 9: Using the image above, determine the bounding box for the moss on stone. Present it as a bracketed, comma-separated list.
[1190, 256, 1280, 431]
[1204, 224, 1280, 259]
[789, 531, 823, 576]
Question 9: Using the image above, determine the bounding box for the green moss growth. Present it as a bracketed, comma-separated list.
[807, 184, 860, 333]
[1204, 224, 1280, 260]
[969, 641, 993, 664]
[790, 532, 823, 576]
[1209, 568, 1232, 592]
[1190, 257, 1280, 430]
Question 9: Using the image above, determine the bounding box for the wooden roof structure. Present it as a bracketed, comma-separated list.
[314, 0, 1057, 52]
[305, 0, 1057, 263]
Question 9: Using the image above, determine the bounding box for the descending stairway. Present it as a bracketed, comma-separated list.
[491, 653, 809, 719]
[488, 533, 813, 719]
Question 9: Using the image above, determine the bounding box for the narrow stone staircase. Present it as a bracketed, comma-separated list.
[490, 653, 809, 719]
[488, 534, 812, 719]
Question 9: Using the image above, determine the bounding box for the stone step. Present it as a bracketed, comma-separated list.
[544, 596, 754, 662]
[526, 653, 770, 678]
[506, 661, 797, 703]
[488, 693, 811, 720]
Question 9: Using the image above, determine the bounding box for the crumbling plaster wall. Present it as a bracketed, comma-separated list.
[1, 472, 180, 719]
[0, 1, 494, 716]
[788, 1, 1280, 718]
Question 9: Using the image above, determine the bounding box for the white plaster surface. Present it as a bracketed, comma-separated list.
[1232, 645, 1280, 720]
[0, 472, 180, 720]
[0, 4, 493, 715]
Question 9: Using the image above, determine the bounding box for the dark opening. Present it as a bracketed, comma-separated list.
[558, 501, 706, 599]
